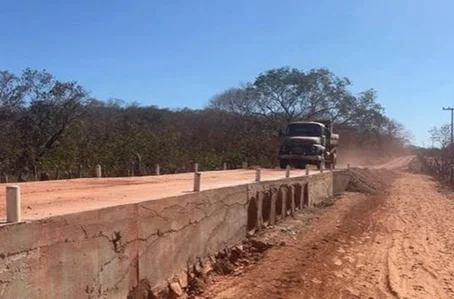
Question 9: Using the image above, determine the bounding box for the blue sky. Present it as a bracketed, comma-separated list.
[1, 0, 453, 145]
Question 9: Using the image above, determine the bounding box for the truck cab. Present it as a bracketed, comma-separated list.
[278, 121, 338, 170]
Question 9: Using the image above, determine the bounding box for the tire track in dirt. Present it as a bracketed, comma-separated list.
[199, 158, 454, 299]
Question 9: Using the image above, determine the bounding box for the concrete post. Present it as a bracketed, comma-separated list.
[95, 165, 102, 178]
[4, 175, 8, 183]
[285, 165, 290, 178]
[155, 164, 160, 176]
[320, 162, 324, 173]
[193, 173, 201, 192]
[330, 163, 334, 171]
[347, 164, 350, 170]
[242, 162, 248, 169]
[6, 185, 21, 223]
[255, 168, 261, 182]
[194, 163, 199, 173]
[223, 163, 227, 171]
[305, 165, 310, 176]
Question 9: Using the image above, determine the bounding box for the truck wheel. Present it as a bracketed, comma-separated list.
[279, 160, 289, 169]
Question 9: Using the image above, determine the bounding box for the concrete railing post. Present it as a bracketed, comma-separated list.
[320, 162, 324, 173]
[255, 168, 261, 182]
[347, 164, 350, 170]
[155, 164, 160, 176]
[286, 165, 291, 178]
[223, 163, 227, 171]
[6, 185, 21, 223]
[95, 165, 102, 178]
[305, 165, 310, 176]
[193, 173, 201, 192]
[194, 163, 199, 173]
[330, 163, 334, 171]
[242, 162, 248, 169]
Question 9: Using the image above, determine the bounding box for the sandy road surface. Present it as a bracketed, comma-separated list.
[0, 168, 327, 221]
[201, 156, 454, 299]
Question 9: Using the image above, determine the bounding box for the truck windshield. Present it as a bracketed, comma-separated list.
[286, 123, 322, 137]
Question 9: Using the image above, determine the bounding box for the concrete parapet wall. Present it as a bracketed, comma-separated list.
[0, 170, 350, 298]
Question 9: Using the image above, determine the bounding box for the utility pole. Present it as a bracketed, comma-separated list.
[443, 107, 454, 145]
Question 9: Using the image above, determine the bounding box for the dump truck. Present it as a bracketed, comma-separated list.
[278, 120, 339, 170]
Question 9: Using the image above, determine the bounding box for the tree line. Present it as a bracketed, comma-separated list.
[0, 67, 410, 182]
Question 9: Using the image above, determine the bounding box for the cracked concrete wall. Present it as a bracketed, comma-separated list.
[0, 171, 349, 298]
[0, 204, 139, 299]
[137, 185, 248, 292]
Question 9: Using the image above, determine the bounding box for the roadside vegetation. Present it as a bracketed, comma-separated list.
[0, 67, 411, 181]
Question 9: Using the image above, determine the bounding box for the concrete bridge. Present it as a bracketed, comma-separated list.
[0, 168, 351, 298]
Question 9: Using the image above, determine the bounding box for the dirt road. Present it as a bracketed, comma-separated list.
[201, 157, 454, 299]
[0, 168, 324, 221]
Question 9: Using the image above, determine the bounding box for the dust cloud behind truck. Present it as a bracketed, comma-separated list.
[278, 120, 339, 170]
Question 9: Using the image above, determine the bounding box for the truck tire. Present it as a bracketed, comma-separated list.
[279, 159, 289, 169]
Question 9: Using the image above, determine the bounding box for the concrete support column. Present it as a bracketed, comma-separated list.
[257, 192, 264, 230]
[155, 164, 160, 176]
[6, 185, 21, 223]
[298, 185, 304, 210]
[305, 165, 310, 176]
[255, 168, 261, 182]
[303, 183, 310, 207]
[269, 190, 277, 225]
[95, 165, 102, 178]
[285, 165, 291, 178]
[281, 187, 287, 219]
[193, 173, 201, 192]
[289, 185, 295, 216]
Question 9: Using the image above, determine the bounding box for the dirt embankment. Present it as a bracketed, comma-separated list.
[196, 157, 454, 299]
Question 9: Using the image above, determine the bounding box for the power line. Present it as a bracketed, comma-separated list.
[443, 107, 454, 145]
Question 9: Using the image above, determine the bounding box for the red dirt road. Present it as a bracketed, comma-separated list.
[201, 156, 454, 299]
[0, 168, 325, 221]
